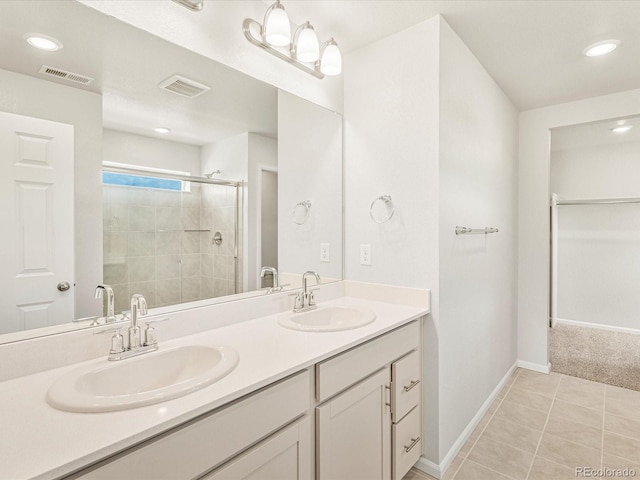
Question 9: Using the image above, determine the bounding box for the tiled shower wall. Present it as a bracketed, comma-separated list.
[103, 182, 239, 313]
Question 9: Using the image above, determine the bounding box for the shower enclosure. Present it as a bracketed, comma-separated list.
[102, 165, 241, 313]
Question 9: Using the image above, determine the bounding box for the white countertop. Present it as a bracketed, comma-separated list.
[0, 296, 427, 480]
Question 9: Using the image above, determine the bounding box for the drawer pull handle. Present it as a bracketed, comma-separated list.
[404, 436, 421, 453]
[404, 379, 420, 392]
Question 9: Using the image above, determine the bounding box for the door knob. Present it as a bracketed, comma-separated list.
[57, 281, 71, 292]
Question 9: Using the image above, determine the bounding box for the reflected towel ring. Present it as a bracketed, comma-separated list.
[370, 195, 394, 223]
[292, 200, 312, 225]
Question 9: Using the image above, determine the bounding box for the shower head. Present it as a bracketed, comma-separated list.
[204, 170, 221, 179]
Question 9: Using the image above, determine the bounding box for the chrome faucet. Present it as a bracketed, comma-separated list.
[101, 294, 158, 361]
[95, 284, 117, 323]
[293, 271, 321, 312]
[260, 266, 283, 293]
[129, 294, 148, 349]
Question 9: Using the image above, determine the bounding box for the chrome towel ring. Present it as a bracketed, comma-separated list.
[370, 195, 394, 224]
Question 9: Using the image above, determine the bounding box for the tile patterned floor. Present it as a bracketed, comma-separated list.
[403, 368, 640, 480]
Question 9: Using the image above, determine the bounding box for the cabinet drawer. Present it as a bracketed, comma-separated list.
[316, 321, 419, 402]
[392, 406, 421, 480]
[71, 370, 310, 480]
[391, 350, 420, 422]
[203, 416, 311, 480]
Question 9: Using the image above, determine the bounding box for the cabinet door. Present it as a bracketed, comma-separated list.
[204, 417, 311, 480]
[316, 368, 391, 480]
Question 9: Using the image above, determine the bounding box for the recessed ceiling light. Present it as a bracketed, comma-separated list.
[154, 127, 171, 134]
[583, 39, 620, 57]
[24, 33, 63, 51]
[610, 125, 632, 133]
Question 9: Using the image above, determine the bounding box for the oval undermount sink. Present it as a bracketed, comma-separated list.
[47, 345, 239, 413]
[278, 305, 376, 332]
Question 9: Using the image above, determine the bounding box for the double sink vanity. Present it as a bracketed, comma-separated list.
[0, 281, 429, 480]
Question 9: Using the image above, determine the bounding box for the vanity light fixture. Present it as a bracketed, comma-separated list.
[242, 1, 342, 79]
[292, 22, 320, 62]
[154, 127, 171, 134]
[320, 38, 342, 76]
[610, 125, 632, 133]
[583, 39, 620, 57]
[263, 0, 291, 47]
[24, 33, 63, 51]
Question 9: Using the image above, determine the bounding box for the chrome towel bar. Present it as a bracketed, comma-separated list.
[455, 226, 499, 235]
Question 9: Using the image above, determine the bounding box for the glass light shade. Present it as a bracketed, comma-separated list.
[296, 25, 319, 63]
[321, 42, 342, 76]
[264, 4, 291, 47]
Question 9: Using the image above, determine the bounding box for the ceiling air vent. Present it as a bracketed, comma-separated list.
[38, 65, 94, 85]
[158, 75, 211, 98]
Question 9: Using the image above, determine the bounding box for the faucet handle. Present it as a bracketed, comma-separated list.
[94, 327, 125, 355]
[308, 290, 317, 307]
[292, 292, 305, 311]
[144, 324, 157, 347]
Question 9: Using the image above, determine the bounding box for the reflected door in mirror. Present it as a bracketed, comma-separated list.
[0, 112, 75, 334]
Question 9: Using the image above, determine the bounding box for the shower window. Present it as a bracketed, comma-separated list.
[102, 171, 184, 191]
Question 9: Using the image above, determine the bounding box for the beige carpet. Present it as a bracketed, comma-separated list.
[550, 323, 640, 391]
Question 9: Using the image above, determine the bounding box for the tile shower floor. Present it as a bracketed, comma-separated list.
[403, 368, 640, 480]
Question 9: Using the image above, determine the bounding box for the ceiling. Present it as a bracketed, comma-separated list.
[0, 0, 638, 141]
[0, 1, 277, 146]
[281, 0, 640, 110]
[551, 115, 640, 152]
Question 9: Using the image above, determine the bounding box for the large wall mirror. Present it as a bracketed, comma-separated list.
[0, 1, 343, 343]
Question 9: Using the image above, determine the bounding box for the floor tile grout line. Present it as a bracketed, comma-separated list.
[461, 458, 519, 480]
[541, 396, 606, 431]
[524, 371, 562, 480]
[603, 430, 640, 442]
[449, 369, 522, 480]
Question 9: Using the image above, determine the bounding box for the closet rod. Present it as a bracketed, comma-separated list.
[555, 197, 640, 206]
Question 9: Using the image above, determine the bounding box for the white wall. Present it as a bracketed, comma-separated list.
[344, 16, 519, 472]
[518, 87, 640, 368]
[0, 68, 103, 319]
[438, 18, 519, 460]
[261, 170, 278, 271]
[278, 91, 343, 284]
[80, 0, 342, 113]
[551, 141, 640, 331]
[345, 15, 441, 463]
[103, 129, 201, 175]
[248, 134, 277, 290]
[201, 133, 249, 182]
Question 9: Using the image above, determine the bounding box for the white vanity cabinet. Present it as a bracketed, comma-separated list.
[66, 320, 422, 480]
[203, 417, 311, 480]
[69, 371, 311, 480]
[316, 368, 392, 480]
[315, 320, 421, 480]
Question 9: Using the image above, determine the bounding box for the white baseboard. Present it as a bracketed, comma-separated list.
[415, 457, 441, 478]
[517, 360, 551, 374]
[414, 361, 518, 479]
[556, 318, 640, 336]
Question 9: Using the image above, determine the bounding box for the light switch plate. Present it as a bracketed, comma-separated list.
[360, 244, 372, 265]
[320, 243, 330, 262]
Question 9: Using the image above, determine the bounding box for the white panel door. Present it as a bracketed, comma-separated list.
[0, 111, 74, 334]
[316, 368, 392, 480]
